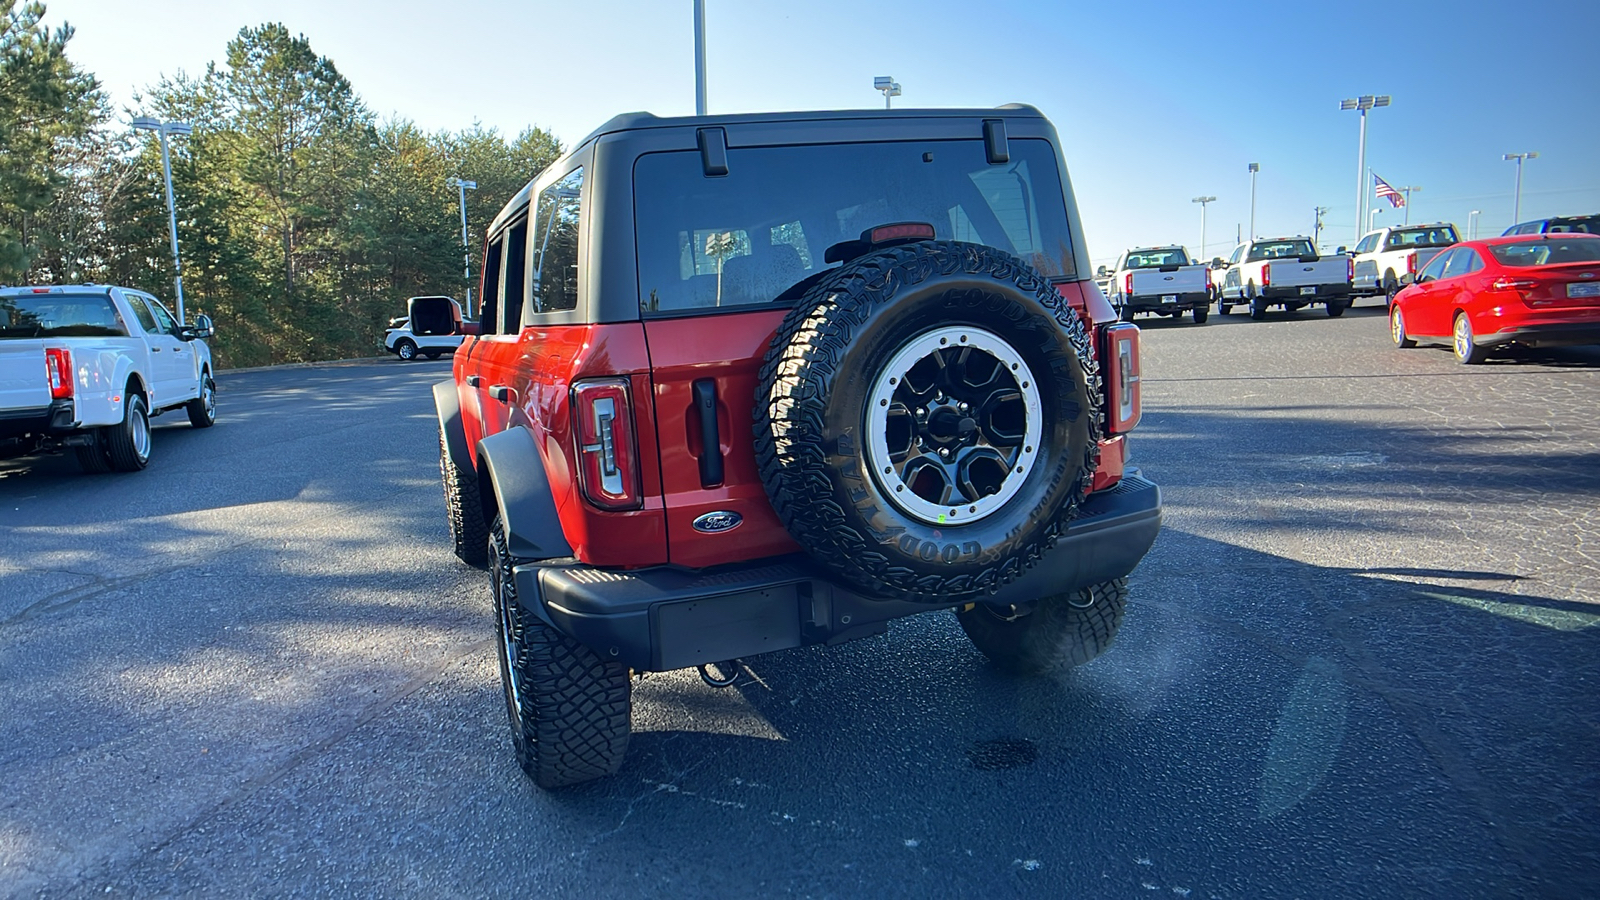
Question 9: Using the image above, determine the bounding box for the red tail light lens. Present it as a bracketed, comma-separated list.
[1103, 324, 1141, 434]
[1407, 253, 1418, 276]
[1123, 272, 1133, 296]
[1260, 263, 1271, 288]
[45, 348, 72, 399]
[1491, 277, 1539, 292]
[572, 378, 641, 511]
[1348, 256, 1355, 282]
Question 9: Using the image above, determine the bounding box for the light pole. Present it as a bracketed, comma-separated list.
[1468, 209, 1481, 240]
[1313, 206, 1329, 248]
[1192, 195, 1215, 260]
[1503, 152, 1538, 226]
[447, 177, 478, 317]
[1397, 185, 1420, 225]
[693, 0, 707, 115]
[1369, 206, 1383, 233]
[874, 76, 902, 109]
[131, 116, 193, 324]
[1247, 163, 1259, 239]
[1339, 94, 1391, 246]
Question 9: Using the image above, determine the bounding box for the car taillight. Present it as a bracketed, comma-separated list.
[1261, 264, 1271, 288]
[572, 377, 641, 511]
[1348, 256, 1355, 282]
[1491, 277, 1539, 292]
[45, 348, 72, 399]
[1407, 253, 1418, 276]
[1123, 272, 1133, 296]
[1103, 324, 1141, 434]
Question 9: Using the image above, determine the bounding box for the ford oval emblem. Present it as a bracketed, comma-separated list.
[693, 511, 743, 534]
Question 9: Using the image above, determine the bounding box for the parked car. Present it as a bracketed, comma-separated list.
[1503, 213, 1599, 236]
[384, 295, 466, 360]
[1350, 223, 1459, 303]
[1107, 245, 1210, 323]
[0, 285, 215, 471]
[434, 105, 1161, 788]
[1388, 233, 1600, 364]
[1213, 236, 1352, 319]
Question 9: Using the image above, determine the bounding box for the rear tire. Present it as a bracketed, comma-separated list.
[74, 437, 111, 473]
[957, 578, 1128, 675]
[1248, 288, 1267, 320]
[440, 428, 489, 567]
[491, 516, 631, 789]
[104, 393, 151, 472]
[1453, 312, 1489, 365]
[424, 350, 442, 360]
[1217, 302, 1231, 316]
[395, 339, 417, 361]
[1119, 304, 1136, 322]
[1325, 300, 1346, 317]
[1384, 272, 1400, 306]
[186, 372, 216, 428]
[1192, 305, 1209, 324]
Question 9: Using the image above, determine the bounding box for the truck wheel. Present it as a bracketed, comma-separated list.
[956, 577, 1128, 674]
[186, 372, 217, 428]
[757, 241, 1102, 603]
[1325, 300, 1346, 318]
[1192, 305, 1209, 324]
[1384, 273, 1400, 305]
[1217, 302, 1231, 316]
[1390, 305, 1417, 348]
[1453, 312, 1489, 365]
[395, 339, 418, 361]
[1119, 305, 1135, 322]
[439, 428, 488, 567]
[1249, 293, 1267, 320]
[424, 350, 442, 360]
[490, 515, 631, 789]
[104, 393, 151, 472]
[74, 437, 111, 474]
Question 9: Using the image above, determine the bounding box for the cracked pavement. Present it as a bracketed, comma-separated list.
[1, 308, 1597, 897]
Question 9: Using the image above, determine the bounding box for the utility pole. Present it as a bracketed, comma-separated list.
[448, 178, 477, 317]
[1503, 152, 1538, 226]
[1313, 206, 1329, 248]
[693, 0, 707, 115]
[1398, 185, 1420, 225]
[131, 117, 194, 323]
[1192, 196, 1216, 260]
[1247, 163, 1259, 239]
[1340, 94, 1391, 246]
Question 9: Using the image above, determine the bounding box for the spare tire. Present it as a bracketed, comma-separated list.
[755, 241, 1102, 603]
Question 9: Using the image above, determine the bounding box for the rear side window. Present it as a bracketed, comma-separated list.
[0, 293, 128, 338]
[635, 138, 1075, 316]
[123, 295, 160, 333]
[479, 234, 505, 331]
[499, 218, 529, 334]
[1442, 248, 1479, 278]
[1417, 249, 1452, 282]
[528, 168, 582, 316]
[1354, 234, 1379, 254]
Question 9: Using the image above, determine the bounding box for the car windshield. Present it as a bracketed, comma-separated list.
[1488, 238, 1600, 267]
[1547, 215, 1600, 235]
[1389, 226, 1458, 248]
[634, 138, 1076, 315]
[0, 292, 128, 339]
[1246, 240, 1315, 262]
[1125, 249, 1189, 268]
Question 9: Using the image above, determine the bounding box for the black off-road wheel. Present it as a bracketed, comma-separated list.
[104, 393, 151, 472]
[756, 241, 1102, 603]
[490, 516, 631, 789]
[186, 372, 216, 428]
[439, 429, 488, 567]
[957, 577, 1128, 675]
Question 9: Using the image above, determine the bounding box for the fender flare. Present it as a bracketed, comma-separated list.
[476, 425, 574, 562]
[432, 380, 471, 472]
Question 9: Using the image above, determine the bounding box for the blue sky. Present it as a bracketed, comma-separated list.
[46, 0, 1600, 267]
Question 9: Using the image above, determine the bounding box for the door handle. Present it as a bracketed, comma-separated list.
[692, 378, 723, 487]
[151, 347, 161, 352]
[465, 375, 481, 388]
[489, 385, 515, 403]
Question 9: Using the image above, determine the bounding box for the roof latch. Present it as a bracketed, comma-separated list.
[697, 127, 729, 176]
[983, 119, 1009, 164]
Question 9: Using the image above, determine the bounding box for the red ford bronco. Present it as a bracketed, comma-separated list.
[432, 106, 1161, 788]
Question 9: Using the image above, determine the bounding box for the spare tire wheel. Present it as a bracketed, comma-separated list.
[755, 241, 1102, 603]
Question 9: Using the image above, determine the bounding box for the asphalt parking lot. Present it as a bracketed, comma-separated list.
[2, 305, 1597, 898]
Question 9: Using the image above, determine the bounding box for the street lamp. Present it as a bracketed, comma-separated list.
[1247, 163, 1259, 239]
[447, 177, 478, 317]
[1503, 152, 1538, 226]
[1192, 196, 1216, 260]
[1339, 94, 1391, 246]
[693, 0, 707, 115]
[131, 116, 193, 324]
[874, 76, 902, 109]
[1397, 185, 1420, 225]
[1468, 209, 1481, 240]
[1369, 205, 1383, 233]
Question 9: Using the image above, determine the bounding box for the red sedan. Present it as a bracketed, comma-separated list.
[1389, 233, 1600, 364]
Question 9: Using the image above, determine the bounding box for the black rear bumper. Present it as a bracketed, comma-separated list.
[513, 472, 1162, 671]
[1260, 284, 1351, 302]
[0, 400, 75, 440]
[1124, 291, 1209, 312]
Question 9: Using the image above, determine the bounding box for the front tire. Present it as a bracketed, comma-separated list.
[395, 339, 418, 361]
[1453, 312, 1488, 365]
[957, 578, 1128, 675]
[186, 372, 217, 428]
[104, 393, 151, 472]
[491, 516, 631, 789]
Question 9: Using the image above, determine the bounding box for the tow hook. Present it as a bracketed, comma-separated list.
[698, 660, 741, 688]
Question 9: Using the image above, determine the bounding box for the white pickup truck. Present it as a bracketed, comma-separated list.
[1350, 223, 1459, 303]
[0, 285, 216, 472]
[1213, 237, 1353, 319]
[1107, 246, 1211, 323]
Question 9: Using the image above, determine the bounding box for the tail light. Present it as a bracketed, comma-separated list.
[1348, 256, 1355, 283]
[1407, 253, 1418, 277]
[1103, 324, 1142, 434]
[1491, 277, 1539, 292]
[45, 348, 72, 399]
[572, 377, 642, 511]
[1261, 263, 1271, 288]
[1123, 272, 1133, 296]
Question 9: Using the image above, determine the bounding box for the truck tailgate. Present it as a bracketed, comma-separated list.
[1266, 259, 1346, 287]
[1131, 266, 1207, 295]
[0, 341, 50, 412]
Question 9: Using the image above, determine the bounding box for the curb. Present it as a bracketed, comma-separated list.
[217, 355, 393, 375]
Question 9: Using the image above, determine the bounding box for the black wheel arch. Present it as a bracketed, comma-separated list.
[476, 425, 574, 562]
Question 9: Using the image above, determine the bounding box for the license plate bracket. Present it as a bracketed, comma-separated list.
[1299, 286, 1317, 296]
[1568, 282, 1600, 298]
[1161, 294, 1177, 303]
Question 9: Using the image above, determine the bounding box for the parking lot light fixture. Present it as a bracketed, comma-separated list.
[447, 177, 478, 316]
[1398, 185, 1420, 225]
[1247, 164, 1259, 239]
[1503, 152, 1538, 226]
[1468, 209, 1481, 240]
[1192, 196, 1216, 259]
[1340, 94, 1390, 247]
[874, 76, 901, 109]
[131, 116, 194, 324]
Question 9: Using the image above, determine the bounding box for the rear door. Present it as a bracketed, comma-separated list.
[140, 295, 193, 406]
[1408, 248, 1459, 336]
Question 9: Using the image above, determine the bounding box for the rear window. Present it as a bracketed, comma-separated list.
[1385, 226, 1458, 249]
[0, 293, 128, 338]
[1247, 240, 1316, 262]
[1489, 238, 1600, 267]
[634, 138, 1075, 315]
[1126, 249, 1189, 268]
[1546, 215, 1600, 235]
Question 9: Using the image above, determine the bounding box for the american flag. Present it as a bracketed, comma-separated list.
[1374, 174, 1405, 208]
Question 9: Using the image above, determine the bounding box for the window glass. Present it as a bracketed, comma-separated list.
[1246, 239, 1315, 262]
[1124, 248, 1190, 268]
[1228, 245, 1244, 264]
[0, 293, 127, 338]
[479, 234, 505, 332]
[1465, 250, 1484, 274]
[1489, 238, 1600, 267]
[1387, 226, 1458, 249]
[124, 294, 160, 333]
[634, 138, 1075, 315]
[528, 168, 582, 315]
[1355, 235, 1378, 254]
[148, 299, 178, 334]
[1442, 248, 1476, 279]
[498, 218, 530, 334]
[1417, 249, 1452, 282]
